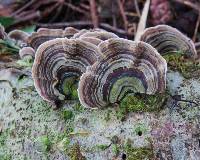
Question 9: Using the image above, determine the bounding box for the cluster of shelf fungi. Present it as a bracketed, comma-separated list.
[0, 24, 197, 109]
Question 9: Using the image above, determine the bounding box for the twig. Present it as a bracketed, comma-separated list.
[170, 94, 199, 106]
[134, 0, 150, 41]
[195, 42, 200, 48]
[195, 42, 200, 55]
[36, 21, 133, 37]
[37, 21, 93, 28]
[134, 0, 141, 17]
[125, 12, 139, 17]
[15, 10, 36, 19]
[64, 2, 89, 16]
[11, 0, 36, 16]
[100, 23, 130, 36]
[80, 3, 90, 10]
[89, 0, 99, 28]
[41, 3, 59, 18]
[112, 2, 117, 28]
[14, 11, 41, 24]
[117, 0, 128, 31]
[193, 12, 200, 42]
[49, 5, 63, 23]
[32, 0, 56, 10]
[172, 0, 200, 12]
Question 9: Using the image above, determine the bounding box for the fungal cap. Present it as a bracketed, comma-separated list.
[28, 27, 79, 50]
[79, 37, 103, 46]
[19, 47, 35, 59]
[140, 25, 197, 58]
[8, 30, 29, 47]
[78, 38, 167, 109]
[32, 38, 102, 105]
[79, 30, 119, 41]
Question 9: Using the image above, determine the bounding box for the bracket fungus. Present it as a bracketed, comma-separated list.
[140, 25, 197, 58]
[28, 27, 79, 50]
[8, 30, 29, 48]
[73, 29, 119, 41]
[72, 28, 104, 38]
[79, 37, 103, 46]
[78, 30, 119, 41]
[19, 47, 35, 59]
[78, 38, 167, 109]
[32, 38, 102, 106]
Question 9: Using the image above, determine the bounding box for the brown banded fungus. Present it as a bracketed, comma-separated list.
[79, 30, 119, 41]
[78, 38, 167, 109]
[28, 27, 79, 50]
[73, 29, 119, 41]
[19, 47, 35, 59]
[72, 28, 104, 38]
[79, 37, 103, 46]
[140, 25, 197, 58]
[32, 38, 101, 106]
[8, 30, 29, 48]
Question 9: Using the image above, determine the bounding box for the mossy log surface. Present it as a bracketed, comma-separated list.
[0, 65, 200, 160]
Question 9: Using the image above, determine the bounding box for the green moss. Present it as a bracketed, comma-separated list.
[112, 144, 120, 156]
[0, 153, 12, 160]
[68, 143, 86, 160]
[66, 126, 74, 135]
[164, 52, 200, 79]
[116, 105, 126, 120]
[95, 144, 110, 151]
[124, 140, 154, 160]
[0, 129, 10, 147]
[104, 109, 111, 121]
[134, 123, 148, 136]
[61, 109, 74, 121]
[62, 77, 78, 100]
[57, 137, 70, 151]
[73, 103, 84, 113]
[35, 135, 52, 153]
[117, 93, 167, 120]
[16, 56, 33, 67]
[0, 39, 19, 55]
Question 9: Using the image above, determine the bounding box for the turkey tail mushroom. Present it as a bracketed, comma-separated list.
[78, 38, 167, 109]
[140, 25, 197, 58]
[19, 47, 35, 59]
[72, 28, 105, 38]
[28, 27, 79, 50]
[79, 37, 103, 46]
[32, 38, 102, 107]
[79, 30, 119, 41]
[8, 30, 29, 48]
[73, 29, 119, 41]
